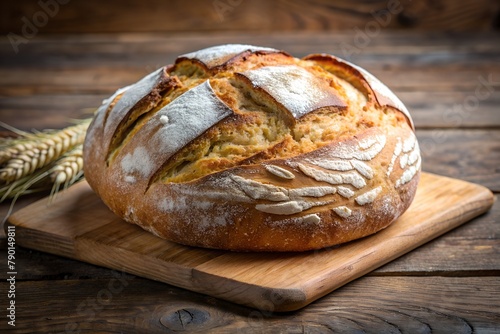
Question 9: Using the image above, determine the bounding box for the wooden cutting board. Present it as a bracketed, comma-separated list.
[8, 172, 494, 312]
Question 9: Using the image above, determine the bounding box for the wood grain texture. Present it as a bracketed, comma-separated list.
[0, 276, 498, 333]
[376, 194, 500, 275]
[2, 196, 497, 281]
[1, 0, 499, 34]
[417, 130, 500, 192]
[7, 173, 494, 311]
[2, 90, 499, 132]
[4, 65, 496, 93]
[1, 32, 499, 132]
[0, 30, 499, 331]
[2, 32, 499, 94]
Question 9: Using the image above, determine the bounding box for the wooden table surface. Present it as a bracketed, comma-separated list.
[0, 31, 499, 333]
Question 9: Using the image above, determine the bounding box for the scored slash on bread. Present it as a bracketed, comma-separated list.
[83, 44, 421, 251]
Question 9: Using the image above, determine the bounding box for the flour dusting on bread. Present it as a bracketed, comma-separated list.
[83, 44, 421, 251]
[240, 65, 346, 118]
[180, 44, 279, 68]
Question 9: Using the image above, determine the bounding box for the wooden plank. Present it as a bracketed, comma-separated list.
[0, 130, 497, 281]
[1, 67, 497, 99]
[191, 173, 494, 311]
[416, 130, 500, 192]
[1, 31, 499, 53]
[1, 195, 498, 281]
[8, 185, 118, 258]
[399, 91, 500, 129]
[0, 67, 145, 95]
[0, 27, 497, 333]
[6, 173, 495, 311]
[2, 88, 499, 132]
[0, 276, 498, 333]
[1, 64, 498, 94]
[0, 194, 47, 233]
[0, 237, 119, 280]
[0, 0, 497, 34]
[2, 31, 499, 68]
[1, 32, 499, 95]
[376, 195, 500, 274]
[2, 32, 498, 69]
[0, 94, 103, 130]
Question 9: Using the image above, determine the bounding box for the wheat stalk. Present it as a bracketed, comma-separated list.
[0, 118, 94, 222]
[0, 163, 54, 222]
[49, 145, 84, 197]
[0, 118, 92, 201]
[0, 120, 90, 183]
[0, 138, 38, 165]
[0, 165, 52, 202]
[0, 144, 27, 165]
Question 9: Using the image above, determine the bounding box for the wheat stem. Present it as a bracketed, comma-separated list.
[1, 168, 52, 224]
[0, 164, 52, 202]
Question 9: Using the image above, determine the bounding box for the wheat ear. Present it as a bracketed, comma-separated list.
[0, 143, 33, 165]
[0, 120, 90, 183]
[49, 145, 84, 198]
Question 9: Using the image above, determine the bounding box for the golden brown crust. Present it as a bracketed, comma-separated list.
[83, 44, 421, 252]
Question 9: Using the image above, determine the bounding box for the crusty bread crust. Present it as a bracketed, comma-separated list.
[83, 44, 421, 251]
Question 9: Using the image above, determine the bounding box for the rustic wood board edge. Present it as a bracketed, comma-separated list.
[190, 173, 495, 311]
[6, 172, 495, 312]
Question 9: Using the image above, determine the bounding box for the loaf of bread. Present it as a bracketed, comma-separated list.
[83, 44, 421, 251]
